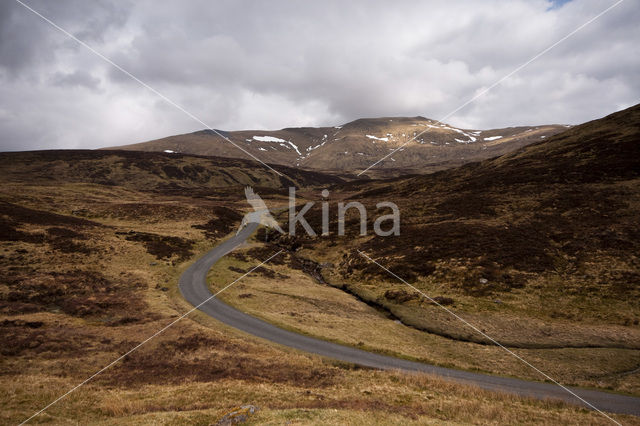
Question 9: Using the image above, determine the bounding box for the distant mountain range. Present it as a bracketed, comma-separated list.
[104, 117, 568, 176]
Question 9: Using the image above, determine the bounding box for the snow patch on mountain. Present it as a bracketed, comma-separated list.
[252, 135, 287, 143]
[306, 134, 329, 154]
[253, 135, 301, 155]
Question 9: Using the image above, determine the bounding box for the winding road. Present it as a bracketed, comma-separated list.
[179, 223, 640, 417]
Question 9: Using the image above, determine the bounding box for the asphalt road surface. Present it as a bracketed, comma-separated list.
[179, 223, 640, 417]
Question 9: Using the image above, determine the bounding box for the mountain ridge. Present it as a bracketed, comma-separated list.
[104, 116, 569, 176]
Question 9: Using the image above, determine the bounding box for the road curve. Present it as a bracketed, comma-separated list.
[179, 224, 640, 417]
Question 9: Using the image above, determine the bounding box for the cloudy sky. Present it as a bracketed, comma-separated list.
[0, 0, 638, 151]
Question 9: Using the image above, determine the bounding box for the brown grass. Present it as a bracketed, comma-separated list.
[1, 183, 632, 425]
[1, 112, 638, 425]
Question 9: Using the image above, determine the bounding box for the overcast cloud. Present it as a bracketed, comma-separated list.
[0, 0, 638, 151]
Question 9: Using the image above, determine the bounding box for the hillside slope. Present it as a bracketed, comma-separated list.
[259, 104, 640, 355]
[0, 150, 342, 194]
[106, 117, 567, 174]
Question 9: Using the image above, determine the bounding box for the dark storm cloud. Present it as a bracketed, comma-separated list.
[0, 0, 129, 76]
[0, 0, 638, 151]
[0, 1, 52, 74]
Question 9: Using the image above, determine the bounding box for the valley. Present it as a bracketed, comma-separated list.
[3, 1, 637, 423]
[1, 105, 639, 424]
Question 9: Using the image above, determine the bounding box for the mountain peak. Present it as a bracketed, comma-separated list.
[105, 116, 569, 177]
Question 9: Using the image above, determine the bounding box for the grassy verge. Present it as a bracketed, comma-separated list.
[207, 242, 640, 396]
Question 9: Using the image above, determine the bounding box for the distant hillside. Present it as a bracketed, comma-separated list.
[368, 103, 640, 193]
[0, 150, 342, 195]
[279, 104, 640, 349]
[104, 116, 567, 175]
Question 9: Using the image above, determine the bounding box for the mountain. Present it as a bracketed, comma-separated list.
[105, 116, 567, 176]
[269, 103, 640, 350]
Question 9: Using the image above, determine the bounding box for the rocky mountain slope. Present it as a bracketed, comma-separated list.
[106, 116, 567, 175]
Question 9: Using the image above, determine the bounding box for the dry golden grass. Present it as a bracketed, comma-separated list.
[1, 181, 637, 425]
[4, 369, 639, 425]
[208, 243, 640, 396]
